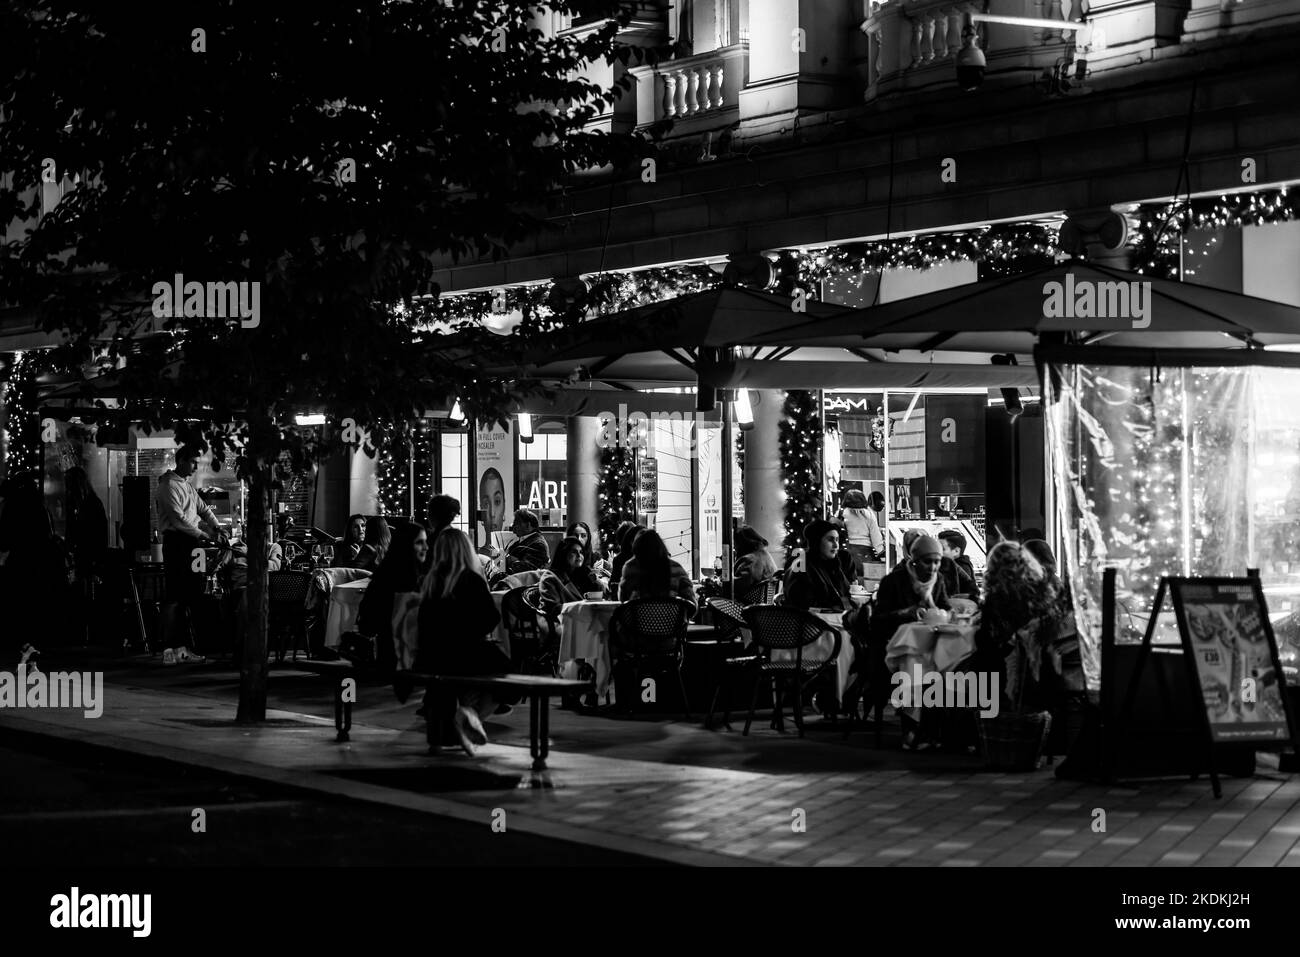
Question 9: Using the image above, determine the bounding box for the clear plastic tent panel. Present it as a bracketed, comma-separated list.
[1046, 363, 1300, 690]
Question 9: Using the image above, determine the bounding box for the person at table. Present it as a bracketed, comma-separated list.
[608, 521, 643, 592]
[937, 529, 977, 598]
[783, 519, 866, 626]
[734, 525, 777, 598]
[1017, 539, 1083, 719]
[538, 535, 600, 619]
[334, 514, 367, 567]
[962, 541, 1063, 715]
[358, 521, 430, 674]
[353, 515, 391, 572]
[871, 535, 951, 635]
[155, 443, 228, 664]
[617, 529, 697, 611]
[566, 520, 611, 591]
[837, 489, 884, 565]
[499, 509, 550, 576]
[427, 493, 461, 535]
[414, 528, 519, 756]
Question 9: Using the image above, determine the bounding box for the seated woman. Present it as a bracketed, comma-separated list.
[733, 525, 777, 600]
[538, 536, 600, 619]
[414, 529, 517, 756]
[608, 522, 643, 594]
[357, 521, 429, 674]
[617, 529, 697, 611]
[333, 514, 367, 567]
[868, 535, 953, 750]
[784, 519, 856, 614]
[352, 516, 390, 572]
[566, 520, 611, 593]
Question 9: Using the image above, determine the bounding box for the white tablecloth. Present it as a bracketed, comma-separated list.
[768, 610, 856, 704]
[558, 600, 621, 695]
[885, 622, 978, 674]
[324, 579, 370, 649]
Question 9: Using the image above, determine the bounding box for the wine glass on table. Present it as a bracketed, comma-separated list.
[320, 544, 334, 566]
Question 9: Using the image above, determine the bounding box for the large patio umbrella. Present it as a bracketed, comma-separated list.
[745, 260, 1300, 355]
[523, 285, 857, 373]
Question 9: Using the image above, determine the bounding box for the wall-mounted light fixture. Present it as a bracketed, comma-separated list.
[518, 412, 534, 443]
[734, 388, 755, 431]
[294, 413, 326, 427]
[448, 400, 465, 425]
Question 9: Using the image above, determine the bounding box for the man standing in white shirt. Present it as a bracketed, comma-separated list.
[155, 443, 228, 664]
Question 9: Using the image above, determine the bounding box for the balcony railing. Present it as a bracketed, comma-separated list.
[630, 44, 748, 129]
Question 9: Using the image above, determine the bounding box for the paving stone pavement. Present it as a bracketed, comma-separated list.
[3, 664, 1299, 867]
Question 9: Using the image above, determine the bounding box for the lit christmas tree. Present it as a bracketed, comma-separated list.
[596, 446, 636, 545]
[779, 390, 823, 551]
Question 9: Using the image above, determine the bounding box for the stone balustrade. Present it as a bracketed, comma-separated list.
[629, 44, 748, 129]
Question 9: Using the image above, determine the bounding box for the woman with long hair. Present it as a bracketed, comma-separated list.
[966, 541, 1064, 711]
[539, 536, 599, 617]
[357, 521, 429, 672]
[836, 488, 884, 564]
[354, 515, 391, 571]
[416, 528, 516, 755]
[617, 528, 696, 610]
[609, 522, 644, 595]
[733, 525, 778, 597]
[334, 513, 367, 567]
[566, 520, 611, 589]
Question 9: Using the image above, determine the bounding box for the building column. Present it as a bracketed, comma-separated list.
[743, 389, 785, 565]
[566, 414, 603, 546]
[349, 447, 380, 517]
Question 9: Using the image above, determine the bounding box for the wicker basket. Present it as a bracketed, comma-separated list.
[978, 710, 1053, 772]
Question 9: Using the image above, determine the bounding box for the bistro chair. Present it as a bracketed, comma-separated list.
[610, 597, 694, 720]
[267, 570, 314, 662]
[702, 598, 762, 731]
[841, 594, 886, 748]
[737, 576, 781, 607]
[741, 605, 841, 738]
[502, 584, 551, 675]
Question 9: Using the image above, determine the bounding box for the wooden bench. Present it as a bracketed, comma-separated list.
[407, 673, 593, 770]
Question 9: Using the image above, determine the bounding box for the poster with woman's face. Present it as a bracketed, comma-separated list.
[479, 468, 506, 534]
[475, 424, 514, 541]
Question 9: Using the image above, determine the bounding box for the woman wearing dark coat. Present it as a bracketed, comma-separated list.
[414, 528, 517, 755]
[357, 521, 428, 673]
[538, 536, 599, 619]
[608, 522, 642, 594]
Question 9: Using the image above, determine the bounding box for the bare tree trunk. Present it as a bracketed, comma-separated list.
[237, 465, 271, 722]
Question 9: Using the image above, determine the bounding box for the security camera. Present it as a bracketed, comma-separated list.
[956, 29, 986, 91]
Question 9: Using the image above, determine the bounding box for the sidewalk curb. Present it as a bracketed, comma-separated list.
[0, 712, 760, 868]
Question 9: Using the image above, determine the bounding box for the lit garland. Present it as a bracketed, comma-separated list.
[2, 351, 47, 478]
[596, 446, 636, 544]
[779, 390, 823, 552]
[425, 187, 1299, 330]
[375, 420, 436, 519]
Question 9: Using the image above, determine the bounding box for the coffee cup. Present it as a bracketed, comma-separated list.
[584, 592, 605, 600]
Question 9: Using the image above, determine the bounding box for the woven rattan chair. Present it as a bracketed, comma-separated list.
[702, 597, 761, 730]
[502, 584, 554, 675]
[267, 570, 314, 662]
[610, 597, 694, 719]
[741, 605, 841, 737]
[737, 576, 781, 607]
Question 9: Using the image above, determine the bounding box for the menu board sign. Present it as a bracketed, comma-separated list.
[639, 458, 658, 514]
[1170, 579, 1292, 744]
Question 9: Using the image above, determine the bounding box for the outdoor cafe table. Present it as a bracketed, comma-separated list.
[768, 609, 856, 706]
[557, 600, 621, 696]
[884, 621, 978, 718]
